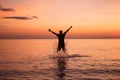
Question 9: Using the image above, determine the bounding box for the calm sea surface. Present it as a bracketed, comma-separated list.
[0, 39, 120, 80]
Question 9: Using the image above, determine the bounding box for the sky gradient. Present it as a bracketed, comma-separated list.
[0, 0, 120, 39]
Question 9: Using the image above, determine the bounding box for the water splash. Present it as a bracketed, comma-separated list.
[51, 41, 90, 58]
[52, 41, 68, 58]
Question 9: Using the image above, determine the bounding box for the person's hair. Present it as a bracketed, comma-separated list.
[59, 30, 62, 34]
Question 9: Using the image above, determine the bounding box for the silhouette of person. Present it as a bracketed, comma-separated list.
[49, 26, 72, 53]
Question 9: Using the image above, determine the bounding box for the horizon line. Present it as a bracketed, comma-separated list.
[0, 38, 120, 39]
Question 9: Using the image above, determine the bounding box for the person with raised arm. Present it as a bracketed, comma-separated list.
[49, 26, 72, 53]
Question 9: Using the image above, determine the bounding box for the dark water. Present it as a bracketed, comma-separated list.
[0, 39, 120, 80]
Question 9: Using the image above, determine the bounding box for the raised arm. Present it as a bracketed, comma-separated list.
[48, 29, 58, 35]
[64, 26, 72, 34]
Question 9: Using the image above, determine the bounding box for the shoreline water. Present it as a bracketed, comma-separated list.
[0, 39, 120, 80]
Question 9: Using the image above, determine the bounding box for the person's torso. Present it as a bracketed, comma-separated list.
[57, 34, 65, 44]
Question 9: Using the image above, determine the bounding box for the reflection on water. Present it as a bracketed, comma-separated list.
[55, 57, 68, 80]
[0, 39, 120, 80]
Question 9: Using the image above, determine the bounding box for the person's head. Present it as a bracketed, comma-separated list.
[59, 30, 63, 34]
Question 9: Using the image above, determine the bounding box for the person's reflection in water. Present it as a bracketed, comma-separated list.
[56, 57, 68, 80]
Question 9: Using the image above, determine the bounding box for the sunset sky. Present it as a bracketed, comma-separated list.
[0, 0, 120, 39]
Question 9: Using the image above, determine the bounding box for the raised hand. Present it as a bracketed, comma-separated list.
[64, 26, 72, 34]
[48, 28, 57, 35]
[70, 26, 72, 29]
[49, 29, 51, 32]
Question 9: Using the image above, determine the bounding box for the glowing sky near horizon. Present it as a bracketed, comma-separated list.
[0, 0, 120, 38]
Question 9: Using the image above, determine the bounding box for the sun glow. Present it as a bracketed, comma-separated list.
[0, 0, 120, 38]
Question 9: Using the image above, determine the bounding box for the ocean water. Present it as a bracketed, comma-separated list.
[0, 39, 120, 80]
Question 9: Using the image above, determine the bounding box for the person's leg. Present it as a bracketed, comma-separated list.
[57, 43, 60, 52]
[57, 47, 60, 52]
[57, 46, 61, 52]
[62, 46, 66, 53]
[62, 48, 66, 53]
